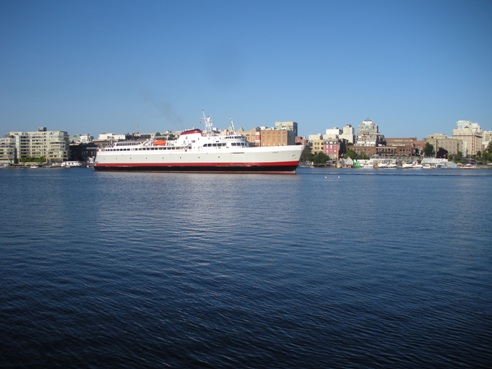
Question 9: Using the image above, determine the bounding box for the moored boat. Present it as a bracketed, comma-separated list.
[94, 113, 304, 173]
[402, 161, 423, 169]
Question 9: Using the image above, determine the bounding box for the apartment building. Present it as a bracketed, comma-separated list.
[426, 133, 462, 156]
[310, 138, 344, 160]
[0, 136, 16, 163]
[452, 120, 482, 156]
[355, 119, 383, 147]
[8, 127, 70, 163]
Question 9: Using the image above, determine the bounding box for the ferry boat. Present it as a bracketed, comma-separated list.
[94, 113, 304, 174]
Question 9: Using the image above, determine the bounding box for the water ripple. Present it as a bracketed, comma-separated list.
[1, 168, 491, 368]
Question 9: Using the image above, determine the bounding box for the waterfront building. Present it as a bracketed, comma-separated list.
[8, 127, 69, 164]
[323, 140, 342, 160]
[0, 136, 16, 164]
[311, 138, 345, 160]
[350, 145, 377, 157]
[452, 120, 482, 156]
[260, 128, 295, 146]
[69, 142, 97, 162]
[385, 137, 420, 156]
[426, 133, 462, 157]
[310, 138, 324, 154]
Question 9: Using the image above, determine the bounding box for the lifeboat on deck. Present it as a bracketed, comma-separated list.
[152, 140, 167, 146]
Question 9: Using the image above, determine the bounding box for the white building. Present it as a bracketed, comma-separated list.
[340, 124, 355, 144]
[0, 136, 16, 163]
[8, 127, 70, 163]
[325, 127, 341, 139]
[70, 134, 93, 143]
[355, 119, 382, 147]
[97, 133, 126, 141]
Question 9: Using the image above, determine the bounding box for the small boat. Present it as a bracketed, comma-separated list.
[402, 161, 423, 169]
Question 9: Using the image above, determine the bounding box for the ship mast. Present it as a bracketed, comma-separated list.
[201, 110, 213, 132]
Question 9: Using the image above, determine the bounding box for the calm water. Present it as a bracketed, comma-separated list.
[1, 167, 491, 368]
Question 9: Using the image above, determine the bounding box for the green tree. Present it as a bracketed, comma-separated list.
[423, 142, 434, 157]
[449, 151, 463, 163]
[20, 157, 46, 163]
[345, 149, 357, 160]
[301, 145, 312, 162]
[312, 152, 329, 166]
[486, 141, 492, 154]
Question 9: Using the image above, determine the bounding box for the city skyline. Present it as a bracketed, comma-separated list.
[2, 118, 488, 143]
[1, 0, 491, 138]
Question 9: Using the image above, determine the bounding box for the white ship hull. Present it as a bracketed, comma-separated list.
[95, 145, 304, 173]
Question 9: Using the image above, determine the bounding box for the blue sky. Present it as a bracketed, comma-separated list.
[1, 0, 491, 139]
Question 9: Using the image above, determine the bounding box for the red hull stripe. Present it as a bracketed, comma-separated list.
[95, 161, 299, 168]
